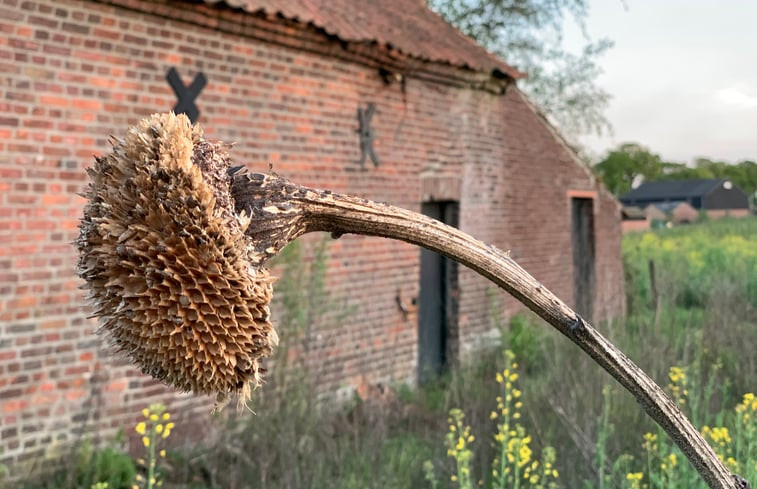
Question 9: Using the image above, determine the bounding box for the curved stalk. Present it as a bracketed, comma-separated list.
[231, 169, 749, 489]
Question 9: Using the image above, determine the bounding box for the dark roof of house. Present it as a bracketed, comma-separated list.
[620, 179, 730, 202]
[202, 0, 524, 79]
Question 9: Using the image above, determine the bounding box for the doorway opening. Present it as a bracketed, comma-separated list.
[418, 201, 459, 383]
[571, 197, 596, 321]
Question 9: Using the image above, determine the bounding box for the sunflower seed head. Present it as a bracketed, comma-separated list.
[77, 113, 278, 406]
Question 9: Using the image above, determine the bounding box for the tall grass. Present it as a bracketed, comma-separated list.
[17, 219, 757, 488]
[495, 219, 756, 487]
[623, 218, 757, 312]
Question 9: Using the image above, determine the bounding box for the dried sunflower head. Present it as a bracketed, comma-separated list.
[77, 113, 278, 406]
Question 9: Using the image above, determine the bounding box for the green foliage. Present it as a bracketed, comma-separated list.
[593, 143, 667, 196]
[428, 350, 561, 489]
[270, 236, 354, 379]
[134, 404, 174, 489]
[166, 217, 755, 489]
[622, 218, 757, 311]
[273, 237, 330, 343]
[502, 313, 545, 372]
[659, 158, 757, 204]
[80, 447, 135, 489]
[593, 142, 757, 200]
[27, 440, 137, 489]
[611, 370, 757, 489]
[17, 218, 756, 489]
[427, 0, 613, 139]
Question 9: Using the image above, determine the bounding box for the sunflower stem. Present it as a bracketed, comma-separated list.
[230, 170, 749, 489]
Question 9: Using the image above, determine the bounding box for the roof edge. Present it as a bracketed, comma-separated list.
[201, 0, 525, 81]
[91, 0, 517, 93]
[512, 88, 623, 213]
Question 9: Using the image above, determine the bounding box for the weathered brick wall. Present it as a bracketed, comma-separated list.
[0, 0, 625, 474]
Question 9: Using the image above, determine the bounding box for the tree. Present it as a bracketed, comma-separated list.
[592, 143, 666, 196]
[594, 143, 757, 203]
[428, 0, 613, 139]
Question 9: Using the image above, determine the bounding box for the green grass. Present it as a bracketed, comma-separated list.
[17, 219, 757, 489]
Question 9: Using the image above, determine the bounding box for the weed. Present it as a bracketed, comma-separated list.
[427, 350, 560, 489]
[133, 404, 174, 489]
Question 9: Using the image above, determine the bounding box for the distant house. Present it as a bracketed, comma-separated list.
[654, 201, 699, 224]
[620, 179, 750, 219]
[644, 204, 668, 222]
[620, 201, 699, 233]
[620, 206, 650, 233]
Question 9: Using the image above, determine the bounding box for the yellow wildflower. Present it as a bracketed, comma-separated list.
[668, 453, 677, 467]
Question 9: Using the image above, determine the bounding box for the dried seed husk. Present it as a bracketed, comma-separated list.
[77, 113, 278, 407]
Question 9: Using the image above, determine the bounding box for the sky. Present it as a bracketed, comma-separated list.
[562, 0, 757, 164]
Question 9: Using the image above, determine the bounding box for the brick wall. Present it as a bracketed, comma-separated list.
[0, 0, 625, 474]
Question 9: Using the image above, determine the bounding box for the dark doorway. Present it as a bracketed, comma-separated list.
[418, 201, 459, 383]
[571, 198, 596, 321]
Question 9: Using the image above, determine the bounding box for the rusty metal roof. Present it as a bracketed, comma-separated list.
[201, 0, 524, 79]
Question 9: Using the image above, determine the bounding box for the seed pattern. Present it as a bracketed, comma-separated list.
[77, 113, 278, 404]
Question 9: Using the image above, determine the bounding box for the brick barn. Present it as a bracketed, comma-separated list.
[0, 0, 625, 473]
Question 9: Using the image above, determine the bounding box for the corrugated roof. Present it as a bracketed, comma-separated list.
[201, 0, 524, 79]
[620, 179, 727, 202]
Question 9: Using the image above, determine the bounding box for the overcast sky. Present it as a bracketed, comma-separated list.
[562, 0, 757, 164]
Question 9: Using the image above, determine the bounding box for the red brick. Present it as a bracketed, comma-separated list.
[0, 351, 17, 361]
[64, 389, 87, 401]
[72, 99, 101, 110]
[40, 319, 66, 330]
[104, 379, 127, 392]
[31, 393, 59, 405]
[0, 0, 625, 476]
[40, 194, 70, 206]
[8, 296, 36, 309]
[2, 400, 30, 413]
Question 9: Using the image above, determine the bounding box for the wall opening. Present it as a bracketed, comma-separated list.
[571, 197, 596, 321]
[418, 201, 459, 383]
